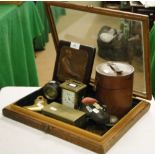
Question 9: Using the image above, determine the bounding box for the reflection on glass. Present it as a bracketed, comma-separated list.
[51, 4, 146, 94]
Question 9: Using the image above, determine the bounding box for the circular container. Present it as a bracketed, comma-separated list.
[43, 81, 60, 101]
[95, 62, 134, 118]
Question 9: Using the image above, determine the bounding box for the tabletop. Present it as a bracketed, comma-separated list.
[0, 86, 155, 154]
[0, 2, 43, 88]
[140, 1, 155, 7]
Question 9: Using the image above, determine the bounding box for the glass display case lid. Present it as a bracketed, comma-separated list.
[44, 1, 151, 100]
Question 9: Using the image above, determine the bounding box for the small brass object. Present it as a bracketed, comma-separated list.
[24, 96, 48, 112]
[42, 102, 86, 127]
[43, 81, 60, 100]
[60, 79, 87, 109]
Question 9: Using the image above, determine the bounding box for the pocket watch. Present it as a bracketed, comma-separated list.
[43, 80, 60, 101]
[60, 79, 87, 109]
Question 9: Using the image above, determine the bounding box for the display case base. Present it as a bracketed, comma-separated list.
[3, 100, 150, 153]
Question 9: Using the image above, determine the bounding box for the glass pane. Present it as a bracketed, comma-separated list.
[51, 4, 146, 96]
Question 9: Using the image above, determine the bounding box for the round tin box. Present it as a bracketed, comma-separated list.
[95, 61, 134, 118]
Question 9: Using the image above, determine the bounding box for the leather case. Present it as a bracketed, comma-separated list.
[53, 40, 96, 84]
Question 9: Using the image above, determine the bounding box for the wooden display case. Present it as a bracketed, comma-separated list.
[2, 2, 151, 153]
[0, 1, 23, 6]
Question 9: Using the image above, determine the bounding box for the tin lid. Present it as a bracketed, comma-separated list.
[96, 62, 134, 77]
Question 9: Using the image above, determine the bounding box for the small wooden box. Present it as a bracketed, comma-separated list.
[2, 2, 151, 153]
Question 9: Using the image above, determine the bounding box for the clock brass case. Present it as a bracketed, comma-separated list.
[60, 79, 87, 109]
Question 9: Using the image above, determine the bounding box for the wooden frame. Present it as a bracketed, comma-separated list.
[2, 1, 152, 154]
[0, 1, 23, 5]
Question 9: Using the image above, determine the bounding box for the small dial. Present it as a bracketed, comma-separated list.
[62, 89, 76, 108]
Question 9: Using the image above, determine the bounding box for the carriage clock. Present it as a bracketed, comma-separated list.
[60, 79, 87, 109]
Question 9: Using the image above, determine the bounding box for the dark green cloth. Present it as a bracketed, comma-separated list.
[0, 2, 44, 87]
[150, 25, 155, 98]
[33, 2, 66, 50]
[34, 1, 50, 50]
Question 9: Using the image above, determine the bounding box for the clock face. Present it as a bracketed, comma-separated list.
[62, 89, 76, 108]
